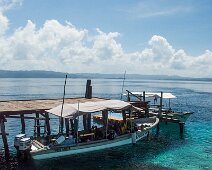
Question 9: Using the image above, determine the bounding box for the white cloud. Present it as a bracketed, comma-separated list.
[0, 12, 9, 34]
[0, 0, 22, 12]
[0, 12, 211, 77]
[119, 0, 192, 19]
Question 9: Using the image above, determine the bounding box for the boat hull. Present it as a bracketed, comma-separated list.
[31, 117, 159, 160]
[31, 131, 148, 160]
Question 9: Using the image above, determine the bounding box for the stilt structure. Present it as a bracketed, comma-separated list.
[0, 96, 105, 159]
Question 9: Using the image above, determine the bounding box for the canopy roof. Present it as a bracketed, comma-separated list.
[124, 92, 176, 99]
[46, 100, 131, 119]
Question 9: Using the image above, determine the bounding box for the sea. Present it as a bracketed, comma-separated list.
[0, 78, 212, 170]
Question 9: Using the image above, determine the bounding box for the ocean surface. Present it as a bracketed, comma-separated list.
[0, 78, 212, 170]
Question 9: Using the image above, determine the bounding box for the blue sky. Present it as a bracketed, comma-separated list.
[0, 0, 212, 77]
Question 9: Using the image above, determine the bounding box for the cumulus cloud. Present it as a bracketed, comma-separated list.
[0, 11, 211, 77]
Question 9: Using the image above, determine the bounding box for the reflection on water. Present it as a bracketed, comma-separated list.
[0, 78, 212, 170]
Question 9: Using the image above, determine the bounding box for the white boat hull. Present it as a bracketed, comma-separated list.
[31, 117, 159, 160]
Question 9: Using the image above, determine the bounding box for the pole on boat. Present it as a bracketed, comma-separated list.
[0, 115, 10, 160]
[60, 74, 67, 134]
[76, 101, 79, 144]
[120, 70, 126, 100]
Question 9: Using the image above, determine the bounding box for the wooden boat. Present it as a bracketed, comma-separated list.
[14, 100, 159, 160]
[124, 91, 193, 122]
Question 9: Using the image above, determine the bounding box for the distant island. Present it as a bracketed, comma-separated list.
[0, 70, 211, 81]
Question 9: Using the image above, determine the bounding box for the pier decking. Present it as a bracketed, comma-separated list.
[0, 97, 106, 115]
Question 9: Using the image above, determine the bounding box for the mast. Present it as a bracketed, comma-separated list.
[60, 74, 68, 134]
[120, 70, 126, 100]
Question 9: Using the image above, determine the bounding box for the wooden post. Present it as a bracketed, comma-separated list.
[143, 91, 145, 102]
[0, 116, 10, 160]
[122, 110, 126, 123]
[20, 114, 25, 134]
[156, 123, 160, 136]
[65, 118, 69, 136]
[85, 80, 92, 131]
[36, 113, 40, 137]
[127, 91, 130, 102]
[60, 117, 64, 134]
[83, 115, 87, 131]
[87, 114, 91, 130]
[45, 112, 51, 136]
[147, 131, 150, 140]
[102, 110, 108, 138]
[179, 122, 185, 139]
[70, 119, 74, 131]
[85, 80, 92, 99]
[158, 92, 163, 118]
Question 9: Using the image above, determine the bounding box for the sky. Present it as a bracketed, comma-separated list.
[0, 0, 212, 78]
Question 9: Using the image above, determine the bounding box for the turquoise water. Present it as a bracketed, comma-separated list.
[0, 78, 212, 170]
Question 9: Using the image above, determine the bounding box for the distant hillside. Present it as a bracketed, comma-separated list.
[0, 70, 211, 81]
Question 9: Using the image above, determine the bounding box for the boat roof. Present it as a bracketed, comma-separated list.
[124, 92, 176, 99]
[46, 100, 131, 119]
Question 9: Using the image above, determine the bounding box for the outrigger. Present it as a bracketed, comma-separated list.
[124, 91, 193, 123]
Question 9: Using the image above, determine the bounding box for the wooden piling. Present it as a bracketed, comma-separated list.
[147, 131, 150, 140]
[60, 117, 64, 133]
[87, 114, 91, 130]
[102, 110, 108, 138]
[179, 122, 185, 138]
[0, 116, 10, 160]
[45, 112, 51, 136]
[84, 80, 92, 130]
[20, 114, 25, 134]
[158, 92, 163, 118]
[83, 115, 87, 131]
[70, 119, 74, 131]
[127, 91, 130, 102]
[143, 91, 145, 102]
[35, 113, 40, 137]
[122, 110, 126, 123]
[156, 123, 160, 135]
[85, 80, 92, 99]
[65, 118, 69, 136]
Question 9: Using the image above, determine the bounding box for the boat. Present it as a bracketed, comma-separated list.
[14, 100, 159, 160]
[124, 91, 193, 122]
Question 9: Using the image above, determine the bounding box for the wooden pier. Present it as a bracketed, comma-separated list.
[0, 80, 105, 160]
